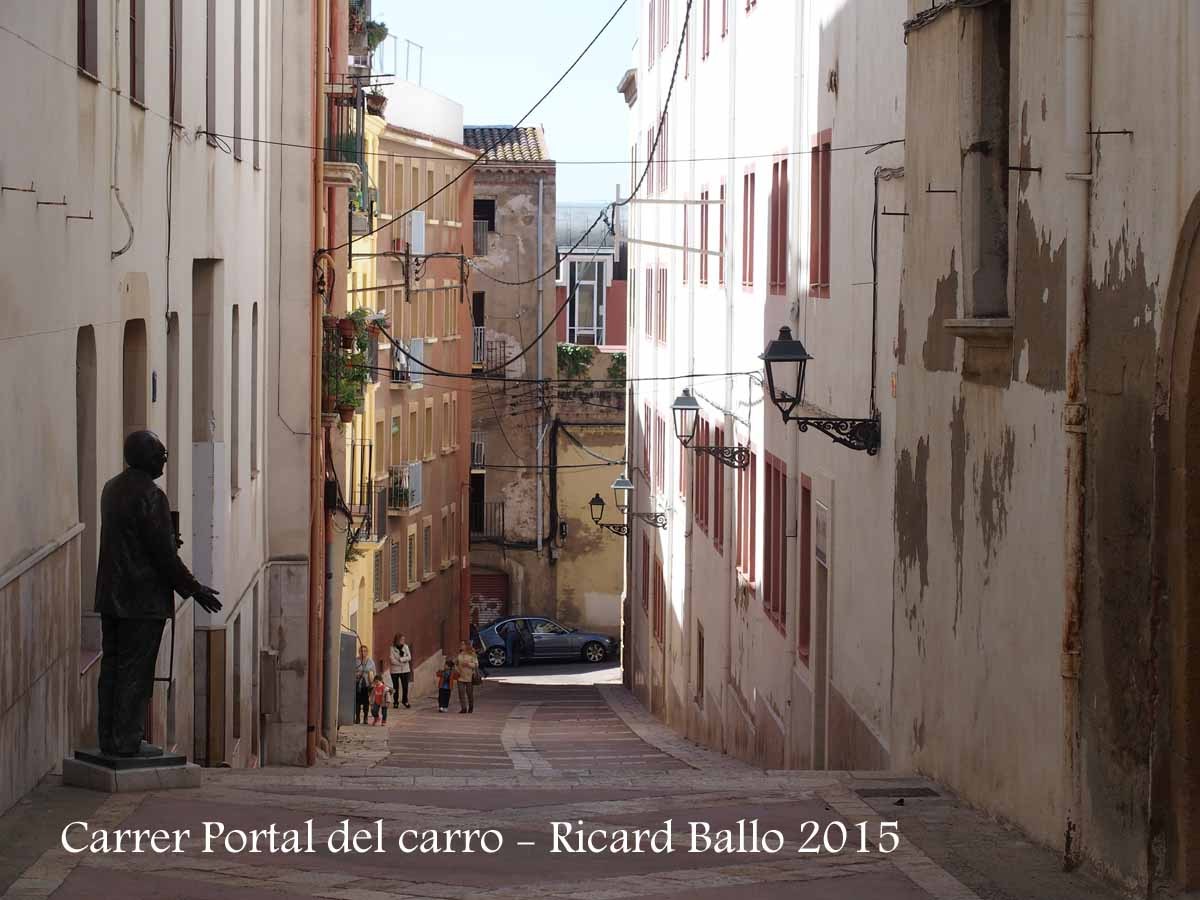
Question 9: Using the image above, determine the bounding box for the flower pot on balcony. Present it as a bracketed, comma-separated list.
[338, 317, 357, 349]
[322, 314, 338, 335]
[365, 92, 388, 117]
[337, 405, 356, 424]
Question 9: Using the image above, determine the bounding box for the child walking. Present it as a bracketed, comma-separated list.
[370, 674, 392, 725]
[436, 654, 457, 713]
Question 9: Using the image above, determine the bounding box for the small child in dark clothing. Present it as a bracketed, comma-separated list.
[370, 674, 391, 725]
[436, 655, 457, 712]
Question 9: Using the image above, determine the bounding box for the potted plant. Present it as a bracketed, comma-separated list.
[366, 89, 387, 117]
[322, 313, 338, 336]
[337, 316, 358, 349]
[335, 381, 360, 424]
[364, 20, 389, 53]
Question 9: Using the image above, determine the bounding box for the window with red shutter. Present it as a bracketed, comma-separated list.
[719, 183, 726, 284]
[649, 0, 656, 68]
[798, 477, 812, 663]
[653, 556, 665, 644]
[737, 445, 757, 580]
[699, 190, 710, 284]
[682, 202, 689, 283]
[769, 159, 789, 294]
[655, 415, 666, 496]
[810, 132, 831, 297]
[642, 535, 651, 611]
[644, 268, 654, 337]
[714, 427, 725, 552]
[764, 454, 786, 632]
[643, 404, 652, 483]
[721, 0, 728, 37]
[739, 172, 748, 289]
[702, 0, 710, 59]
[659, 112, 669, 193]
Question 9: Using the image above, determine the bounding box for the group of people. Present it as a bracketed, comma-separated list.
[354, 634, 482, 723]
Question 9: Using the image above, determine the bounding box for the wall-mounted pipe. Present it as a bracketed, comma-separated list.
[1061, 0, 1092, 871]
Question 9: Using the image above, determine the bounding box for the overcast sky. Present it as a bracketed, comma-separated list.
[371, 0, 635, 203]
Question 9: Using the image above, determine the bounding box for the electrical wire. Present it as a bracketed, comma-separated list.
[903, 0, 997, 38]
[323, 0, 631, 255]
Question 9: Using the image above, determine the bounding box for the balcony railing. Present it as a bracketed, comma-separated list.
[347, 440, 374, 514]
[386, 464, 411, 512]
[472, 326, 485, 367]
[408, 461, 423, 509]
[470, 501, 504, 541]
[472, 220, 489, 256]
[485, 339, 507, 377]
[470, 431, 485, 469]
[390, 340, 409, 385]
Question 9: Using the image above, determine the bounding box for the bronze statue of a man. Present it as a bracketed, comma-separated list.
[94, 431, 221, 757]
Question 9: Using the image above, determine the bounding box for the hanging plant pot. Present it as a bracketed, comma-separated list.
[338, 317, 357, 349]
[322, 314, 338, 335]
[365, 93, 388, 117]
[337, 405, 356, 424]
[322, 393, 336, 415]
[367, 322, 381, 338]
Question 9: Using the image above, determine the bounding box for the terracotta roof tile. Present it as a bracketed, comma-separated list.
[462, 126, 551, 163]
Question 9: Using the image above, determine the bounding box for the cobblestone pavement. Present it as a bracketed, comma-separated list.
[1, 665, 1124, 899]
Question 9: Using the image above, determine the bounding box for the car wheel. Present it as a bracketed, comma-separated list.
[582, 641, 607, 664]
[486, 646, 507, 668]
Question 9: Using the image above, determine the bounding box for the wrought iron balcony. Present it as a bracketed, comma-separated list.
[347, 440, 374, 515]
[385, 464, 411, 512]
[470, 500, 504, 541]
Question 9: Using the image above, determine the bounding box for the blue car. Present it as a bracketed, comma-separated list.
[477, 616, 619, 667]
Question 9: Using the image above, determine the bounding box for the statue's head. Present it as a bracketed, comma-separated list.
[124, 430, 167, 479]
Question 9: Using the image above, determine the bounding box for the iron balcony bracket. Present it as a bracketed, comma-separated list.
[598, 522, 630, 537]
[692, 443, 751, 469]
[792, 413, 882, 455]
[630, 512, 668, 529]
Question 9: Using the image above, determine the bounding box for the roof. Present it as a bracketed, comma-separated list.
[462, 126, 552, 164]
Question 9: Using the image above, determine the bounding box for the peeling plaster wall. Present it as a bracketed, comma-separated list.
[468, 165, 558, 616]
[892, 0, 1068, 851]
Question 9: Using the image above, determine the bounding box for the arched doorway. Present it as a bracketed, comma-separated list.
[1155, 190, 1200, 889]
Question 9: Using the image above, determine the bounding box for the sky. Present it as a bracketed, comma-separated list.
[370, 0, 635, 203]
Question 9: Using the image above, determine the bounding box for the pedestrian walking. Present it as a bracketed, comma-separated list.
[469, 611, 488, 677]
[354, 644, 374, 725]
[389, 633, 412, 708]
[436, 654, 457, 712]
[370, 674, 391, 725]
[455, 641, 480, 714]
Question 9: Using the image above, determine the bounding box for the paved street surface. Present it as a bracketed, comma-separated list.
[1, 663, 1123, 899]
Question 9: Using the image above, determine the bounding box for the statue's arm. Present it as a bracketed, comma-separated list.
[143, 489, 202, 599]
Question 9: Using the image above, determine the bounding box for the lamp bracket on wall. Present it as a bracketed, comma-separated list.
[791, 412, 882, 455]
[693, 443, 750, 469]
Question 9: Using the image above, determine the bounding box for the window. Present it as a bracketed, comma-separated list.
[658, 111, 669, 192]
[769, 159, 789, 294]
[408, 403, 419, 461]
[742, 172, 756, 287]
[230, 306, 240, 494]
[253, 0, 261, 168]
[694, 420, 709, 533]
[656, 267, 668, 342]
[699, 191, 710, 283]
[441, 394, 451, 451]
[450, 393, 459, 447]
[232, 614, 242, 739]
[643, 405, 652, 484]
[714, 426, 725, 552]
[441, 508, 450, 565]
[233, 0, 242, 158]
[798, 476, 812, 663]
[129, 0, 145, 104]
[702, 0, 711, 59]
[169, 0, 181, 120]
[641, 535, 650, 611]
[374, 545, 384, 603]
[736, 444, 757, 580]
[646, 131, 655, 195]
[764, 454, 786, 632]
[423, 401, 434, 460]
[644, 268, 654, 338]
[390, 538, 400, 595]
[422, 520, 433, 577]
[685, 16, 691, 79]
[809, 132, 831, 297]
[206, 0, 217, 144]
[719, 183, 726, 284]
[696, 623, 705, 703]
[568, 260, 605, 345]
[648, 0, 656, 69]
[682, 202, 689, 283]
[406, 526, 418, 589]
[450, 502, 458, 558]
[661, 0, 670, 50]
[250, 303, 259, 475]
[654, 415, 666, 496]
[653, 556, 665, 644]
[78, 0, 98, 75]
[722, 0, 729, 37]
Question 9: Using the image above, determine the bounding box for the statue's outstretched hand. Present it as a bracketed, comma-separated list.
[194, 585, 222, 614]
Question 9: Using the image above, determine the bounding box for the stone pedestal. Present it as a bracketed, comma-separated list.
[63, 747, 202, 793]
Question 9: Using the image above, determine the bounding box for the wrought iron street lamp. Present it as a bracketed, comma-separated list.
[588, 475, 667, 538]
[670, 389, 750, 469]
[611, 473, 634, 514]
[760, 326, 881, 455]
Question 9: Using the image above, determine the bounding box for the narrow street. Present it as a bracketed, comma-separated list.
[1, 669, 1121, 900]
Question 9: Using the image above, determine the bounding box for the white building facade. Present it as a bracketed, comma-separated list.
[0, 0, 274, 812]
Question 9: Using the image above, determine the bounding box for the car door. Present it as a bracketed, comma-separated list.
[530, 618, 571, 657]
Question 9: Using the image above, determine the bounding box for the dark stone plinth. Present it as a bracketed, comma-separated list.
[75, 746, 187, 771]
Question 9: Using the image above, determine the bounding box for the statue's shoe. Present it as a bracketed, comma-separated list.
[114, 741, 165, 759]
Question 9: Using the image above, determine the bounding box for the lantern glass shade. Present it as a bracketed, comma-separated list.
[670, 389, 701, 447]
[759, 326, 813, 422]
[588, 493, 606, 525]
[610, 474, 634, 515]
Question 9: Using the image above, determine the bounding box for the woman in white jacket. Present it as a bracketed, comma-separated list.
[389, 633, 412, 708]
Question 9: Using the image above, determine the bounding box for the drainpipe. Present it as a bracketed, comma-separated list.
[307, 0, 329, 767]
[1062, 0, 1092, 870]
[536, 178, 545, 558]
